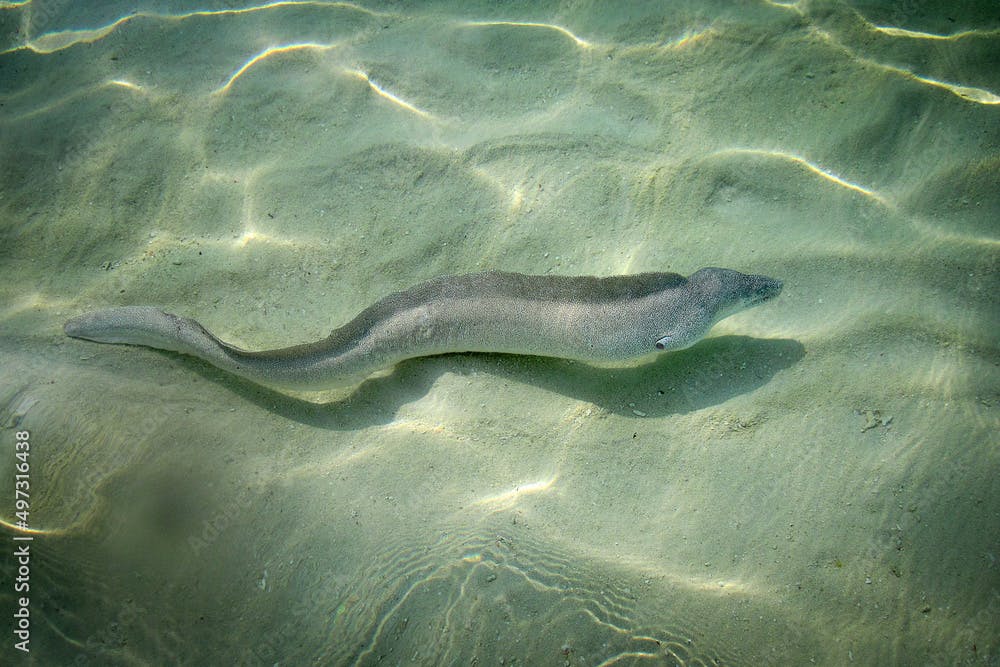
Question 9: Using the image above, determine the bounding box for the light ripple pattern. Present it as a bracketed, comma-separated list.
[0, 0, 997, 665]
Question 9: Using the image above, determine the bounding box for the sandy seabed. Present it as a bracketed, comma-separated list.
[1, 1, 998, 664]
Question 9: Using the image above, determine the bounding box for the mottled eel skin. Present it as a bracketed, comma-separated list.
[64, 268, 782, 391]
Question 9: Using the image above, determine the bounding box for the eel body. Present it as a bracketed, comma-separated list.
[64, 268, 782, 390]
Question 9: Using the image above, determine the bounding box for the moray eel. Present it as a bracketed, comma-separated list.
[64, 268, 782, 391]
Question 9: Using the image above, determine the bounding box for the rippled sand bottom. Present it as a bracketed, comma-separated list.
[0, 1, 997, 664]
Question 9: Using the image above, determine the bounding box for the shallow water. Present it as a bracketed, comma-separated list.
[1, 1, 998, 664]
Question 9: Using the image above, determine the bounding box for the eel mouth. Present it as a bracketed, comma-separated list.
[747, 276, 783, 306]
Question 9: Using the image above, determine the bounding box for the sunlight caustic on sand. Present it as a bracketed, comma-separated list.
[708, 147, 891, 206]
[0, 292, 74, 324]
[871, 25, 1000, 41]
[106, 79, 144, 92]
[180, 0, 387, 19]
[214, 42, 339, 95]
[470, 474, 560, 511]
[810, 25, 1000, 104]
[0, 517, 66, 537]
[762, 0, 802, 9]
[0, 79, 145, 122]
[460, 20, 592, 49]
[7, 16, 128, 54]
[755, 4, 1000, 105]
[341, 68, 436, 120]
[907, 74, 1000, 105]
[4, 1, 385, 55]
[664, 27, 716, 49]
[6, 2, 997, 663]
[806, 25, 1000, 105]
[231, 228, 301, 249]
